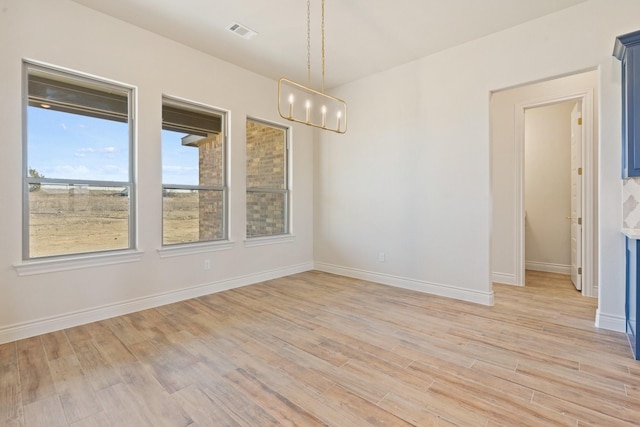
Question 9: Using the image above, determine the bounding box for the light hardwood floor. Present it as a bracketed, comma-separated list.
[1, 270, 639, 426]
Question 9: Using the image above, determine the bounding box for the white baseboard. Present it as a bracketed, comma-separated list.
[314, 262, 494, 306]
[595, 309, 626, 332]
[525, 261, 571, 275]
[0, 262, 314, 345]
[492, 272, 517, 285]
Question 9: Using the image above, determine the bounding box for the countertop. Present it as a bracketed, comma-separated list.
[623, 228, 640, 239]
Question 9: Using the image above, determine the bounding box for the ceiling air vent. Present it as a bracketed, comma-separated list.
[227, 22, 258, 40]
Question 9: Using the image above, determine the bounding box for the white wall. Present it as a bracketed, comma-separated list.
[524, 102, 574, 273]
[315, 0, 637, 330]
[314, 59, 495, 305]
[0, 0, 314, 343]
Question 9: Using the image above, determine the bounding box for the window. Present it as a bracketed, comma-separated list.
[246, 118, 289, 238]
[24, 63, 134, 259]
[162, 97, 227, 245]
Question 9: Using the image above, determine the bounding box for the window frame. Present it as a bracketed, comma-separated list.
[161, 95, 229, 247]
[22, 61, 136, 261]
[245, 117, 291, 239]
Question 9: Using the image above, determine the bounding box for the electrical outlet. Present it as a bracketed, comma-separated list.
[378, 252, 385, 262]
[204, 259, 211, 270]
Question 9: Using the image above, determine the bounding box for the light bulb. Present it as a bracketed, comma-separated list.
[288, 94, 294, 118]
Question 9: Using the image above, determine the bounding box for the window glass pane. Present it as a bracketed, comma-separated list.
[29, 184, 129, 258]
[161, 129, 223, 187]
[162, 189, 224, 245]
[246, 119, 288, 238]
[246, 121, 285, 189]
[28, 106, 129, 182]
[25, 65, 133, 259]
[161, 99, 227, 246]
[246, 192, 286, 237]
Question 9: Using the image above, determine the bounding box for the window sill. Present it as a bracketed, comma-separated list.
[244, 234, 296, 247]
[157, 240, 235, 258]
[14, 250, 144, 276]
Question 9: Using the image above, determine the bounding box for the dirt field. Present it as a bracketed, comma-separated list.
[28, 187, 202, 258]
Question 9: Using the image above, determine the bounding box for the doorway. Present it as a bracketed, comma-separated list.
[490, 70, 599, 299]
[516, 90, 595, 297]
[523, 101, 582, 291]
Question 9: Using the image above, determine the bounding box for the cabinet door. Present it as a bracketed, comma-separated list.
[626, 48, 640, 177]
[615, 30, 640, 177]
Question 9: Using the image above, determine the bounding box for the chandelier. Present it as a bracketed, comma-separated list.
[278, 0, 347, 134]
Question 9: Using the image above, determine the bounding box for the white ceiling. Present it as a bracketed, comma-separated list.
[70, 0, 588, 89]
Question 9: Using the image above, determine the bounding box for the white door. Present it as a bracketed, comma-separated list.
[570, 103, 582, 291]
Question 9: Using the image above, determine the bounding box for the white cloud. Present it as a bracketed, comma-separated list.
[74, 147, 95, 158]
[99, 146, 117, 158]
[74, 146, 118, 158]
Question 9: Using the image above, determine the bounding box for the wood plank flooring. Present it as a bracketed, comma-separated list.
[1, 270, 639, 426]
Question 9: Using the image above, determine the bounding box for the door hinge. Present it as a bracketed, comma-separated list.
[578, 117, 582, 125]
[578, 267, 582, 275]
[578, 167, 582, 175]
[578, 217, 582, 225]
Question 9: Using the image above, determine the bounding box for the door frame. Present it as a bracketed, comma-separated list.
[514, 89, 596, 297]
[570, 103, 583, 291]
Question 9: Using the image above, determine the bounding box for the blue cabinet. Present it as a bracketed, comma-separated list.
[626, 237, 640, 360]
[617, 30, 640, 359]
[614, 30, 640, 178]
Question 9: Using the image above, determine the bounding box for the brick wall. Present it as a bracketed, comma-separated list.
[197, 134, 224, 240]
[246, 121, 286, 237]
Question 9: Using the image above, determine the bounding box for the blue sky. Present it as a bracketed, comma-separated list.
[28, 107, 198, 185]
[161, 129, 199, 186]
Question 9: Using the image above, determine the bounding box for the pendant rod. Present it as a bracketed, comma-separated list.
[306, 0, 311, 85]
[321, 0, 325, 93]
